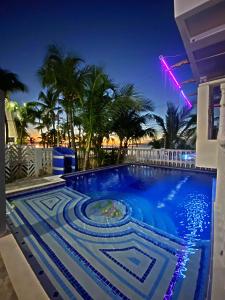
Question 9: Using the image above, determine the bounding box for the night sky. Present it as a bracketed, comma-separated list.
[0, 0, 196, 116]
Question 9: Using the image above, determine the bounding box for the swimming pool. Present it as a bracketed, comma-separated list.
[65, 165, 214, 243]
[7, 164, 215, 300]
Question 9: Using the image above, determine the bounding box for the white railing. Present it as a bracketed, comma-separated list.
[5, 145, 197, 183]
[125, 147, 196, 168]
[5, 145, 52, 182]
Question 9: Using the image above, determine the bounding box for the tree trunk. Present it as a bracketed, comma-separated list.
[66, 112, 71, 147]
[57, 112, 60, 147]
[83, 133, 92, 170]
[117, 139, 123, 163]
[40, 129, 45, 148]
[0, 90, 6, 236]
[52, 114, 56, 146]
[78, 125, 81, 150]
[96, 135, 103, 167]
[69, 109, 76, 151]
[124, 139, 128, 149]
[68, 108, 79, 171]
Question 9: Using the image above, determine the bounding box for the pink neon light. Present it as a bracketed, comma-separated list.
[181, 90, 192, 108]
[160, 56, 181, 88]
[159, 55, 192, 108]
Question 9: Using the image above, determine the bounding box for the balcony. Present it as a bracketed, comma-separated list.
[174, 0, 225, 82]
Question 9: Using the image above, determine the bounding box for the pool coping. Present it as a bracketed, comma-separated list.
[0, 233, 49, 300]
[62, 162, 216, 180]
[6, 176, 65, 197]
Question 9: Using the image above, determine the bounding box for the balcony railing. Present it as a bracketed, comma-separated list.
[125, 147, 196, 169]
[5, 145, 198, 183]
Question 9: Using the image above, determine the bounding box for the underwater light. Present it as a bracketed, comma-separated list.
[159, 55, 192, 108]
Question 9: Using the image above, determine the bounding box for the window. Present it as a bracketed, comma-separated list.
[208, 85, 220, 139]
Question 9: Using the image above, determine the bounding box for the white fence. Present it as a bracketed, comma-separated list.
[125, 147, 196, 168]
[5, 145, 52, 183]
[5, 145, 197, 183]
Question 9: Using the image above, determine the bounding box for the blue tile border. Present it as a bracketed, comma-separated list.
[62, 163, 216, 181]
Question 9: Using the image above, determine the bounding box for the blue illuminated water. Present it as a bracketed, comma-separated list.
[65, 165, 215, 243]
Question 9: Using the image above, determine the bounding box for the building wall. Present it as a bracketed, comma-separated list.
[5, 99, 18, 143]
[5, 109, 17, 142]
[212, 145, 225, 299]
[174, 0, 209, 18]
[196, 82, 218, 168]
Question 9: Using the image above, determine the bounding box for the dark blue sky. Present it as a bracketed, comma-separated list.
[0, 0, 196, 116]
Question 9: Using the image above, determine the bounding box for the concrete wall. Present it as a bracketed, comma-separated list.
[0, 90, 6, 236]
[174, 0, 209, 18]
[212, 145, 225, 299]
[5, 106, 18, 142]
[196, 82, 218, 168]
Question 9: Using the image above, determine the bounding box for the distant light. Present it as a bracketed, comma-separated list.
[182, 153, 196, 161]
[159, 55, 192, 108]
[9, 102, 16, 109]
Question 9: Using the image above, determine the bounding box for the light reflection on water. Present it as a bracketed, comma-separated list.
[176, 192, 209, 278]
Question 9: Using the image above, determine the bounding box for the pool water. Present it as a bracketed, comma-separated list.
[66, 165, 215, 245]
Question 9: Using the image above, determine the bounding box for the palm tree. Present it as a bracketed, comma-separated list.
[80, 66, 114, 170]
[32, 88, 59, 146]
[9, 101, 37, 144]
[38, 45, 84, 151]
[151, 102, 196, 149]
[0, 68, 27, 94]
[0, 68, 27, 235]
[110, 84, 155, 162]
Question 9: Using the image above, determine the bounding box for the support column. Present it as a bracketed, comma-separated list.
[0, 89, 6, 236]
[218, 83, 225, 145]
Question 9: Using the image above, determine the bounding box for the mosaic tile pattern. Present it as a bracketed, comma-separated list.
[84, 199, 127, 224]
[7, 187, 208, 300]
[100, 247, 156, 282]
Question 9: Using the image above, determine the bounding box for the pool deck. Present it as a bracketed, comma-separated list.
[5, 177, 210, 300]
[0, 233, 48, 300]
[6, 175, 65, 195]
[0, 240, 18, 300]
[1, 175, 64, 300]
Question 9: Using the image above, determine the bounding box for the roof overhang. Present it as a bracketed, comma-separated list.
[174, 0, 225, 83]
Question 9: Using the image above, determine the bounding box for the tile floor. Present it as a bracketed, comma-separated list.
[7, 186, 208, 300]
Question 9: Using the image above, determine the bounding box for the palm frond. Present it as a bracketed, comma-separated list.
[0, 68, 27, 92]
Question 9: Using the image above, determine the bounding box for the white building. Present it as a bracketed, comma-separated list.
[175, 0, 225, 298]
[5, 98, 18, 143]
